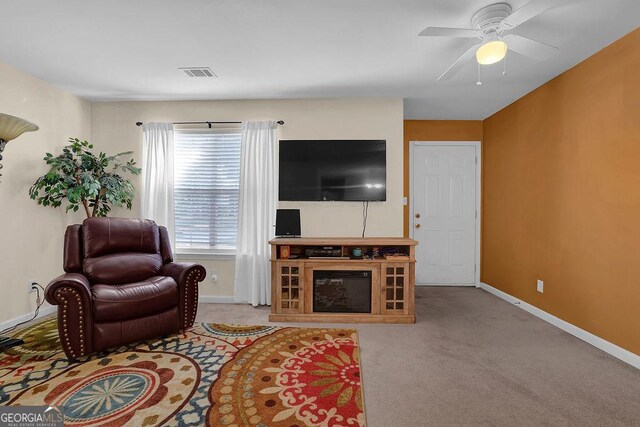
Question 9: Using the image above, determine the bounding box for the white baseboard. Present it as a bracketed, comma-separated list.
[480, 282, 639, 369]
[199, 295, 236, 304]
[416, 283, 476, 287]
[0, 305, 57, 333]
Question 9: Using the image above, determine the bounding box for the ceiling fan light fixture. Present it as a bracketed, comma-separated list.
[476, 39, 508, 65]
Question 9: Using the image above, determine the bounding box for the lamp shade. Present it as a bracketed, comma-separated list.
[476, 40, 508, 65]
[0, 113, 39, 142]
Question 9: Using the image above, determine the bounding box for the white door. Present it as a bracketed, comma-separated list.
[411, 143, 478, 285]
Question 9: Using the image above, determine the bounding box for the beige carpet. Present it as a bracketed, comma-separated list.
[197, 286, 640, 426]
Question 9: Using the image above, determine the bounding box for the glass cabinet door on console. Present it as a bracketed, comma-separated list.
[276, 262, 304, 314]
[382, 263, 409, 314]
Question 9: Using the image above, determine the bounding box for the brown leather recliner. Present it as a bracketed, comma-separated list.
[45, 217, 206, 359]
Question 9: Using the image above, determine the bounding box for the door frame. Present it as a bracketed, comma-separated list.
[409, 141, 482, 287]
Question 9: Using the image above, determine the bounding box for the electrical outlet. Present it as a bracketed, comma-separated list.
[537, 279, 544, 293]
[27, 280, 38, 294]
[210, 271, 219, 283]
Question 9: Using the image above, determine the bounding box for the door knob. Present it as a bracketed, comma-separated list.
[415, 224, 421, 229]
[415, 213, 421, 219]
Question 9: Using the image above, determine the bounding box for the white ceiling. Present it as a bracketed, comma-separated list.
[1, 0, 638, 119]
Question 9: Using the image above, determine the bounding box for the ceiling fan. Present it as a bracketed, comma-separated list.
[419, 1, 565, 81]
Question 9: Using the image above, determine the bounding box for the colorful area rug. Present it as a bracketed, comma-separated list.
[0, 318, 365, 426]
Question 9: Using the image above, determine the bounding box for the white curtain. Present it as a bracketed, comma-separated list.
[234, 121, 278, 306]
[141, 122, 175, 247]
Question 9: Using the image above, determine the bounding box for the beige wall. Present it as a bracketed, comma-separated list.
[91, 98, 404, 296]
[482, 29, 640, 355]
[0, 62, 91, 324]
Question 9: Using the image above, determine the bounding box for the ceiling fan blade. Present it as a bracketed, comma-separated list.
[438, 44, 481, 81]
[504, 33, 558, 61]
[418, 27, 480, 38]
[501, 0, 563, 28]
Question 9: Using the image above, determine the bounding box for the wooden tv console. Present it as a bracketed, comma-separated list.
[269, 237, 418, 323]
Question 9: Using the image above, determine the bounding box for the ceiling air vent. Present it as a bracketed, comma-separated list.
[179, 67, 217, 78]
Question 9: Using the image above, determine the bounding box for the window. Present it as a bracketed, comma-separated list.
[174, 127, 241, 254]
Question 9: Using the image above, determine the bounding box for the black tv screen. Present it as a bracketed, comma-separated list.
[279, 140, 386, 201]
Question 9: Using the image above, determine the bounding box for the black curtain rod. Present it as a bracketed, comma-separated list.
[135, 120, 284, 127]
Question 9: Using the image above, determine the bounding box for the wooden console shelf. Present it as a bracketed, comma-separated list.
[269, 237, 418, 323]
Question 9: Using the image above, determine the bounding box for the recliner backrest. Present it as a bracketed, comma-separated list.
[67, 217, 164, 285]
[83, 217, 160, 259]
[63, 224, 84, 273]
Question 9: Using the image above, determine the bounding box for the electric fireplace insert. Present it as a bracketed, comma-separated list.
[313, 270, 372, 313]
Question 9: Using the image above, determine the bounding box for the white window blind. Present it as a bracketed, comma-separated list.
[174, 128, 241, 254]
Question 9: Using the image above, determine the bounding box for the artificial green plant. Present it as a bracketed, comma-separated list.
[29, 138, 141, 217]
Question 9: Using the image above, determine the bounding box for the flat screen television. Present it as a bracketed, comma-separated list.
[279, 140, 386, 201]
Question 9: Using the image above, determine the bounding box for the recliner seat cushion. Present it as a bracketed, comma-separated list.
[92, 276, 178, 322]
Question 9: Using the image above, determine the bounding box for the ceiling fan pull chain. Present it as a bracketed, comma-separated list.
[476, 62, 482, 86]
[503, 51, 508, 76]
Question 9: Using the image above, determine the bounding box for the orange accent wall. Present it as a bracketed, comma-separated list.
[403, 120, 483, 236]
[482, 28, 640, 354]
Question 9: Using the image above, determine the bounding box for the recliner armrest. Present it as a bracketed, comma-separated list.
[45, 273, 92, 305]
[45, 273, 94, 359]
[162, 262, 206, 330]
[161, 262, 206, 286]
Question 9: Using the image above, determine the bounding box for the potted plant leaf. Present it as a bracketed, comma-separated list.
[29, 138, 141, 217]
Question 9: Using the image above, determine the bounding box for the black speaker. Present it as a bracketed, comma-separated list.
[276, 209, 301, 237]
